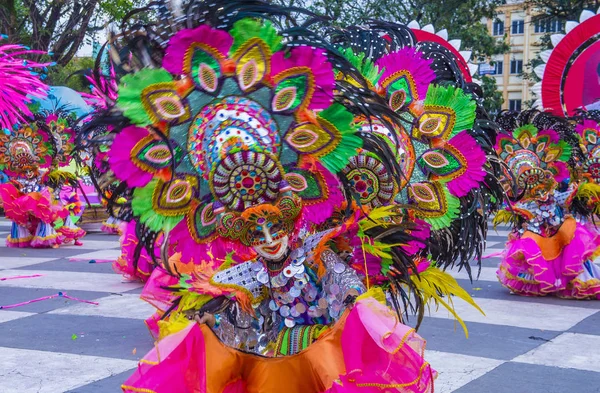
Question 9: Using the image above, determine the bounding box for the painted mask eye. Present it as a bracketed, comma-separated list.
[271, 221, 284, 234]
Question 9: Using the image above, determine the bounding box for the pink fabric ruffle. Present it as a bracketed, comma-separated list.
[497, 222, 600, 297]
[30, 222, 64, 248]
[101, 216, 123, 234]
[141, 267, 180, 339]
[58, 216, 86, 243]
[122, 297, 435, 393]
[6, 222, 33, 248]
[113, 220, 158, 282]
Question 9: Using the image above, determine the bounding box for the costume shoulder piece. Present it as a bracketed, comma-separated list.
[532, 9, 600, 115]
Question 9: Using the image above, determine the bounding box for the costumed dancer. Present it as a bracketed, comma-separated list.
[559, 114, 600, 299]
[0, 38, 62, 247]
[494, 111, 600, 298]
[0, 122, 68, 248]
[57, 191, 86, 246]
[526, 9, 600, 298]
[94, 2, 435, 391]
[82, 2, 500, 392]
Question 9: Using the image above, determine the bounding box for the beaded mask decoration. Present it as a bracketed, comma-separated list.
[0, 124, 54, 177]
[496, 125, 572, 200]
[576, 119, 600, 183]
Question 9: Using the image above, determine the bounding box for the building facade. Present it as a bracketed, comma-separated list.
[483, 0, 563, 111]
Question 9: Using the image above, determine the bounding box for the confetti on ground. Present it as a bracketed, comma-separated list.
[0, 274, 43, 281]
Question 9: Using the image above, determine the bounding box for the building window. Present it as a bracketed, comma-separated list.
[511, 20, 524, 34]
[510, 59, 523, 74]
[534, 18, 564, 33]
[509, 99, 522, 112]
[493, 61, 504, 75]
[493, 20, 505, 36]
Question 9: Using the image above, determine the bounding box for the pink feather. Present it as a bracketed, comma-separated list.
[446, 131, 487, 197]
[170, 219, 255, 266]
[537, 128, 561, 143]
[108, 125, 155, 187]
[550, 161, 570, 183]
[0, 40, 51, 131]
[270, 47, 335, 110]
[162, 25, 233, 75]
[576, 119, 600, 138]
[298, 162, 344, 227]
[376, 48, 435, 101]
[81, 62, 118, 109]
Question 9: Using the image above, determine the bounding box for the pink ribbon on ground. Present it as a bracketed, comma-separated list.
[68, 258, 115, 263]
[0, 274, 43, 281]
[0, 292, 99, 309]
[482, 251, 504, 259]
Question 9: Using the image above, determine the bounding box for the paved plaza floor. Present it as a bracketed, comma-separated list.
[0, 218, 599, 392]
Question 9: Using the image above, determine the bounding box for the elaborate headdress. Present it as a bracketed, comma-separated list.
[0, 123, 54, 176]
[532, 9, 600, 116]
[495, 111, 573, 201]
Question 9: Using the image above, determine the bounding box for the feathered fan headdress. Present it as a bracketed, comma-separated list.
[0, 37, 52, 133]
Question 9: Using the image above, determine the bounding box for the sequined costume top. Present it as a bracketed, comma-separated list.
[210, 231, 366, 356]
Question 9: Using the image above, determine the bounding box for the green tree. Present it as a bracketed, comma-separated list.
[278, 0, 509, 59]
[0, 0, 138, 66]
[522, 0, 598, 87]
[480, 75, 504, 115]
[46, 56, 95, 91]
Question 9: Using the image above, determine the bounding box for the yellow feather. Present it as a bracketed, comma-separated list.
[411, 266, 485, 338]
[492, 210, 517, 230]
[576, 183, 600, 215]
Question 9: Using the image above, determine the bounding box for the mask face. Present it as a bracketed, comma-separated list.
[250, 218, 290, 262]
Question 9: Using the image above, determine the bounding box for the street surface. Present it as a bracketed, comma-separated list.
[0, 217, 599, 392]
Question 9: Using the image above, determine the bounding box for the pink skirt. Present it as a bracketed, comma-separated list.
[122, 297, 436, 393]
[497, 218, 600, 298]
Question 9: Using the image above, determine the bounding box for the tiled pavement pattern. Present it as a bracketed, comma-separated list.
[1, 218, 599, 392]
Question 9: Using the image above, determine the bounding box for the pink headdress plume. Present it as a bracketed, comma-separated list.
[376, 47, 435, 106]
[0, 37, 52, 133]
[296, 161, 344, 227]
[81, 62, 118, 109]
[443, 131, 487, 197]
[270, 47, 335, 110]
[108, 125, 156, 187]
[162, 25, 234, 76]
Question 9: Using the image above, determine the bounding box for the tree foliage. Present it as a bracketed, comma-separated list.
[276, 0, 509, 59]
[525, 0, 599, 21]
[480, 75, 504, 115]
[0, 0, 138, 66]
[522, 0, 598, 92]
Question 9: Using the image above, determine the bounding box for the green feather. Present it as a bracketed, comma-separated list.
[424, 85, 476, 139]
[229, 18, 282, 54]
[423, 185, 460, 230]
[337, 47, 383, 86]
[132, 180, 185, 232]
[317, 103, 362, 173]
[117, 69, 174, 126]
[554, 141, 572, 162]
[512, 124, 537, 140]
